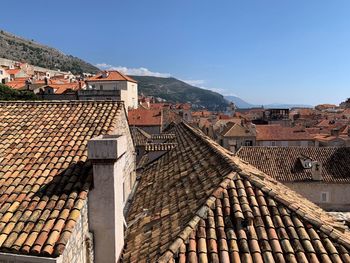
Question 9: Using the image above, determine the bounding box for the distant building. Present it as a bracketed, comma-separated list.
[216, 122, 256, 153]
[256, 124, 315, 146]
[237, 146, 350, 211]
[264, 108, 291, 126]
[128, 108, 163, 134]
[0, 67, 10, 83]
[84, 70, 138, 109]
[6, 68, 28, 80]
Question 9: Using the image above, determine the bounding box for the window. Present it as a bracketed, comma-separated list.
[245, 140, 253, 146]
[271, 141, 276, 146]
[99, 85, 103, 90]
[91, 84, 95, 90]
[320, 192, 329, 203]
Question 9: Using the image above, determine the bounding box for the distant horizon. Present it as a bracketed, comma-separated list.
[1, 0, 350, 105]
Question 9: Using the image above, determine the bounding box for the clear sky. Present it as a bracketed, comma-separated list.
[1, 0, 350, 105]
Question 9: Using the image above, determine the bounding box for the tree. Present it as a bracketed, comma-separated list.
[0, 84, 38, 101]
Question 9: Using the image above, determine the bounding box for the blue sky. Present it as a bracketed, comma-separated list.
[1, 0, 350, 105]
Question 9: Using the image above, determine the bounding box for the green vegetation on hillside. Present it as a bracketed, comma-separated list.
[132, 76, 229, 110]
[0, 84, 38, 100]
[0, 30, 99, 74]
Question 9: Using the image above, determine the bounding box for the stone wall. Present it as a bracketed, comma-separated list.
[114, 108, 136, 204]
[58, 199, 93, 263]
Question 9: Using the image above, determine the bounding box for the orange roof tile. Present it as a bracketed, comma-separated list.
[256, 125, 313, 141]
[6, 69, 21, 75]
[122, 122, 350, 262]
[86, 70, 137, 83]
[46, 82, 82, 94]
[0, 101, 124, 257]
[128, 108, 162, 126]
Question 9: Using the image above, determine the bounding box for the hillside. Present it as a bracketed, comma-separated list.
[225, 95, 254, 109]
[0, 30, 99, 74]
[132, 76, 229, 110]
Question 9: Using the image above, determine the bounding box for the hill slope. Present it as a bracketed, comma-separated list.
[132, 76, 229, 110]
[225, 95, 255, 109]
[0, 30, 99, 74]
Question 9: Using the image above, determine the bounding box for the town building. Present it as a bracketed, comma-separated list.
[128, 108, 163, 134]
[84, 70, 138, 109]
[0, 101, 136, 263]
[216, 122, 256, 153]
[0, 67, 10, 83]
[256, 124, 315, 146]
[1, 101, 350, 262]
[237, 146, 350, 211]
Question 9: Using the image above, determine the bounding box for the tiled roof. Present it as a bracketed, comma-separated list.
[5, 69, 21, 75]
[122, 122, 350, 262]
[86, 70, 137, 83]
[221, 122, 255, 137]
[5, 78, 28, 90]
[237, 146, 350, 183]
[0, 101, 124, 257]
[256, 125, 313, 141]
[46, 82, 82, 94]
[131, 127, 151, 146]
[128, 108, 162, 126]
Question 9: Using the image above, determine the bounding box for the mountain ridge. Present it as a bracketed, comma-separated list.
[0, 30, 99, 74]
[225, 95, 313, 109]
[131, 75, 229, 110]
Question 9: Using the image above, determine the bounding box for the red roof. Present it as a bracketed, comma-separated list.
[6, 69, 21, 75]
[47, 82, 82, 94]
[5, 78, 28, 89]
[86, 70, 137, 83]
[256, 125, 313, 141]
[128, 108, 162, 126]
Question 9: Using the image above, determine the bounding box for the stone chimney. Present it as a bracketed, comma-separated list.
[311, 161, 323, 181]
[331, 128, 340, 137]
[87, 134, 127, 263]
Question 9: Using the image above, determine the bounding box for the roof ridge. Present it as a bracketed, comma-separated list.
[179, 122, 350, 248]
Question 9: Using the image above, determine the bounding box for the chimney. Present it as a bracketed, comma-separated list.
[331, 128, 340, 137]
[88, 134, 127, 263]
[102, 71, 109, 78]
[311, 161, 323, 181]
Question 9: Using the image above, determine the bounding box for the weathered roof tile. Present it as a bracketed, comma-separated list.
[0, 101, 124, 257]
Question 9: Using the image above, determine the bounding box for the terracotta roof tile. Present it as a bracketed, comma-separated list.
[256, 125, 313, 141]
[122, 122, 350, 262]
[130, 127, 151, 146]
[128, 108, 162, 126]
[237, 146, 350, 183]
[86, 70, 137, 83]
[0, 101, 124, 257]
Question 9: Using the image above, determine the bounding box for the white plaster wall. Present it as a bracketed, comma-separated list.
[86, 81, 137, 110]
[285, 182, 350, 211]
[257, 140, 315, 146]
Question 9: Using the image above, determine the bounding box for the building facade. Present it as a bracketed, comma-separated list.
[84, 71, 138, 110]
